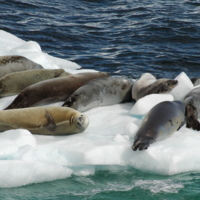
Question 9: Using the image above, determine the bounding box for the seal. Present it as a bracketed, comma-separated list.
[184, 87, 200, 131]
[0, 69, 71, 98]
[132, 101, 185, 151]
[132, 73, 178, 101]
[191, 77, 200, 86]
[0, 55, 43, 78]
[4, 72, 110, 109]
[62, 77, 133, 112]
[0, 106, 89, 135]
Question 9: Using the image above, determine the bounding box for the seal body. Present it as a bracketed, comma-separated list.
[0, 69, 71, 97]
[0, 106, 89, 135]
[62, 77, 133, 112]
[132, 73, 178, 101]
[184, 87, 200, 130]
[132, 101, 185, 151]
[0, 55, 43, 78]
[4, 72, 110, 109]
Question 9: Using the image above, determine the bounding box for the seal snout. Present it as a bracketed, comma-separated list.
[77, 114, 89, 131]
[172, 80, 178, 86]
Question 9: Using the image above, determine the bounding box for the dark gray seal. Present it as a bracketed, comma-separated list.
[62, 77, 133, 112]
[184, 86, 200, 131]
[0, 55, 43, 78]
[4, 72, 110, 109]
[132, 73, 178, 101]
[132, 101, 185, 151]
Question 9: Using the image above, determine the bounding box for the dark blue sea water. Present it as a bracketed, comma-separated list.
[1, 0, 200, 199]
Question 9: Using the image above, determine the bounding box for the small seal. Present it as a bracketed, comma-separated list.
[4, 72, 110, 109]
[132, 101, 185, 151]
[132, 73, 178, 101]
[0, 106, 89, 135]
[184, 87, 200, 131]
[62, 77, 133, 112]
[0, 69, 71, 97]
[0, 55, 43, 78]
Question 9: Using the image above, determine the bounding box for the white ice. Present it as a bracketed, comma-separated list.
[130, 94, 174, 116]
[0, 30, 200, 188]
[170, 72, 194, 101]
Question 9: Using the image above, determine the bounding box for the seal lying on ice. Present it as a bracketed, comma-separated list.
[0, 106, 89, 135]
[132, 73, 178, 101]
[0, 55, 43, 78]
[132, 101, 185, 151]
[0, 69, 71, 97]
[62, 77, 133, 112]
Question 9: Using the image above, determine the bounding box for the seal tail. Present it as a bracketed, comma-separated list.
[4, 97, 25, 110]
[4, 88, 30, 110]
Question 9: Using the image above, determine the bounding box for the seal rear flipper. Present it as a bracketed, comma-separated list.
[4, 87, 31, 110]
[44, 110, 56, 132]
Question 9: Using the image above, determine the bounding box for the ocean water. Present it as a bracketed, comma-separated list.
[1, 0, 200, 199]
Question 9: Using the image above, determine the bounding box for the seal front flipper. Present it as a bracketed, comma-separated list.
[132, 139, 149, 151]
[44, 110, 56, 132]
[177, 121, 185, 131]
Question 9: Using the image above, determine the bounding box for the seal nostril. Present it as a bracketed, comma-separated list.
[78, 115, 84, 124]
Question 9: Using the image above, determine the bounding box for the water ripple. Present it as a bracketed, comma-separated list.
[1, 0, 200, 78]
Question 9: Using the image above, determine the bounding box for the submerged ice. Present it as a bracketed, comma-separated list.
[0, 30, 200, 188]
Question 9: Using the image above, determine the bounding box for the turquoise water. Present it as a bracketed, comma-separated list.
[1, 168, 200, 199]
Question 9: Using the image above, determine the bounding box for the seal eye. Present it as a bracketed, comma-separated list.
[121, 84, 127, 90]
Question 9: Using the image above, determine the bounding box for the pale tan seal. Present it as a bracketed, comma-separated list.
[0, 106, 89, 135]
[62, 77, 133, 112]
[132, 73, 178, 101]
[132, 101, 185, 151]
[0, 55, 43, 78]
[0, 69, 71, 98]
[5, 72, 110, 109]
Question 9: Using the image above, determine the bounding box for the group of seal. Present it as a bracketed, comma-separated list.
[0, 55, 199, 146]
[0, 60, 183, 137]
[4, 71, 110, 109]
[0, 55, 104, 135]
[131, 73, 200, 151]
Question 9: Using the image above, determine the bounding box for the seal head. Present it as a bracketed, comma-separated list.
[132, 73, 178, 101]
